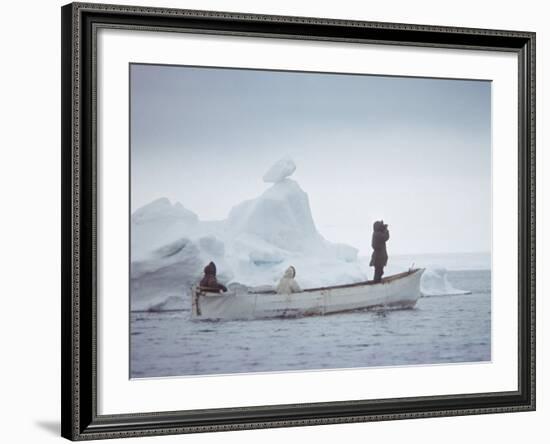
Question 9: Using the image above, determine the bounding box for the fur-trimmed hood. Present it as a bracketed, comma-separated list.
[283, 266, 296, 279]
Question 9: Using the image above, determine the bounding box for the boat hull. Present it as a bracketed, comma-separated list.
[192, 268, 424, 321]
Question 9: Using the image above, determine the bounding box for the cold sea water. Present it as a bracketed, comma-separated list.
[130, 265, 491, 378]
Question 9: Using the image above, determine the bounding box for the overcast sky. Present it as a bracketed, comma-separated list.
[130, 63, 491, 255]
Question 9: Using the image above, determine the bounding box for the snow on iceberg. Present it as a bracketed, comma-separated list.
[131, 238, 200, 279]
[248, 249, 285, 266]
[132, 197, 198, 225]
[420, 268, 471, 297]
[227, 178, 325, 252]
[198, 236, 225, 258]
[130, 238, 202, 312]
[131, 198, 203, 260]
[262, 156, 296, 183]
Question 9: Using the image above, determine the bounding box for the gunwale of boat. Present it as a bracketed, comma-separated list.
[241, 268, 422, 296]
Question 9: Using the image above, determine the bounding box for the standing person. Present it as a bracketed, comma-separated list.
[199, 261, 228, 292]
[370, 220, 390, 283]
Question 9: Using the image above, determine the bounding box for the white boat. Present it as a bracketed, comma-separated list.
[191, 268, 424, 321]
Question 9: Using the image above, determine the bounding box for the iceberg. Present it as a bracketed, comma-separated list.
[130, 238, 202, 312]
[420, 268, 471, 297]
[132, 197, 198, 225]
[130, 159, 474, 312]
[131, 198, 202, 260]
[130, 158, 366, 311]
[262, 156, 296, 183]
[227, 178, 325, 253]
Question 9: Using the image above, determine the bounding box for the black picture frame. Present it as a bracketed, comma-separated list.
[61, 2, 536, 440]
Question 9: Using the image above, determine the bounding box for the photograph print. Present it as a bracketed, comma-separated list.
[129, 64, 491, 378]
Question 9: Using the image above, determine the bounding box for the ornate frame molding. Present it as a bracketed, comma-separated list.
[61, 2, 535, 440]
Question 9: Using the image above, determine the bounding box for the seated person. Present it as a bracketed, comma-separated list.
[199, 261, 227, 292]
[276, 266, 301, 294]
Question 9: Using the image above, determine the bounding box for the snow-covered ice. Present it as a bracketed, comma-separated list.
[420, 268, 472, 297]
[262, 156, 296, 183]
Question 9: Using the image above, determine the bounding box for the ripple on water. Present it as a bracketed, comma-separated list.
[131, 271, 492, 377]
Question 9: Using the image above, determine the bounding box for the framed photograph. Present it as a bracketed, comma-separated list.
[61, 2, 536, 440]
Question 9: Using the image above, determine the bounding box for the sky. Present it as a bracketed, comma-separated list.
[130, 63, 491, 255]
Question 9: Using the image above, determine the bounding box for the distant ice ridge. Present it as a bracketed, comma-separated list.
[360, 259, 472, 299]
[420, 269, 471, 297]
[131, 158, 363, 311]
[383, 253, 483, 297]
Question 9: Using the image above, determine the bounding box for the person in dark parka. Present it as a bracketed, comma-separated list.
[199, 261, 228, 292]
[370, 220, 390, 283]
